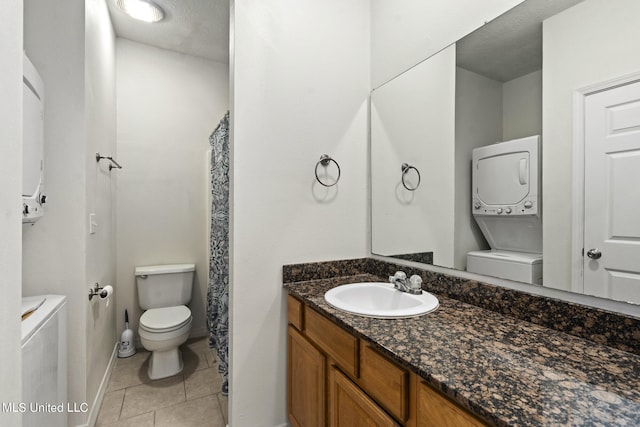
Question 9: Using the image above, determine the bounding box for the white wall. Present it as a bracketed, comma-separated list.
[85, 0, 117, 415]
[454, 67, 502, 268]
[502, 70, 542, 141]
[0, 1, 23, 425]
[370, 0, 524, 88]
[115, 39, 229, 341]
[231, 0, 369, 425]
[543, 0, 640, 290]
[22, 1, 118, 422]
[22, 0, 89, 424]
[372, 45, 456, 266]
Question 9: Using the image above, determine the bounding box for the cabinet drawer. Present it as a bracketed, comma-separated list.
[359, 342, 409, 422]
[417, 381, 487, 427]
[305, 308, 359, 377]
[288, 295, 304, 330]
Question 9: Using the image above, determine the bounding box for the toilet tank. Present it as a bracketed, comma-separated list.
[135, 264, 195, 310]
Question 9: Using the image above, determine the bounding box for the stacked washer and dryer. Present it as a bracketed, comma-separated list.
[467, 135, 543, 284]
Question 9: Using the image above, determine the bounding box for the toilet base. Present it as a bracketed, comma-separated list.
[148, 347, 184, 380]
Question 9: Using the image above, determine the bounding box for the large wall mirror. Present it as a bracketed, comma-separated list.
[371, 0, 640, 305]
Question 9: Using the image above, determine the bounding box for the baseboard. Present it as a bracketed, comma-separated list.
[85, 342, 118, 427]
[190, 325, 208, 339]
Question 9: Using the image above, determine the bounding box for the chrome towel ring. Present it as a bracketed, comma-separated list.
[401, 163, 420, 191]
[315, 154, 341, 187]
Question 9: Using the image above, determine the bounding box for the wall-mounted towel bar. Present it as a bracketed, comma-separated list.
[96, 153, 122, 171]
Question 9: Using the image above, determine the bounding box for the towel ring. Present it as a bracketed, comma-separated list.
[401, 163, 420, 191]
[315, 154, 341, 187]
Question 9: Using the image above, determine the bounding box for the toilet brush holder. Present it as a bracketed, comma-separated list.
[118, 309, 136, 358]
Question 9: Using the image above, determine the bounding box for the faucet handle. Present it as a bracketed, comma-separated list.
[393, 271, 407, 281]
[409, 275, 423, 290]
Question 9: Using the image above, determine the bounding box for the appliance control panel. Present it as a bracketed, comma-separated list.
[472, 198, 539, 216]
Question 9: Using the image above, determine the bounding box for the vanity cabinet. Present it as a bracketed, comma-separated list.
[416, 381, 485, 427]
[288, 325, 325, 427]
[287, 295, 488, 427]
[329, 366, 398, 427]
[360, 342, 409, 422]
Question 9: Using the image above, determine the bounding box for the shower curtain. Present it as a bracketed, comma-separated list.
[207, 111, 230, 395]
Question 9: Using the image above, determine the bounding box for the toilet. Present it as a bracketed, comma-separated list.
[135, 263, 195, 380]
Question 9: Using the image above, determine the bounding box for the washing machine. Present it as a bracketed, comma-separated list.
[22, 295, 67, 427]
[467, 135, 543, 284]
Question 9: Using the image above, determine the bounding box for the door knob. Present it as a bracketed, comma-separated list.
[586, 248, 602, 260]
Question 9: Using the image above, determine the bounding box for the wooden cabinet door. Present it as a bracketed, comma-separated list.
[329, 366, 399, 427]
[417, 381, 486, 427]
[359, 343, 409, 422]
[288, 326, 326, 427]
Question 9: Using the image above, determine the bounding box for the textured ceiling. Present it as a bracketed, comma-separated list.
[107, 0, 229, 63]
[457, 0, 584, 82]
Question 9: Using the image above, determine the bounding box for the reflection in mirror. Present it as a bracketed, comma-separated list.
[371, 45, 455, 267]
[372, 0, 640, 304]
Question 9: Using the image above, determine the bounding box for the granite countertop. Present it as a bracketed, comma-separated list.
[284, 274, 640, 427]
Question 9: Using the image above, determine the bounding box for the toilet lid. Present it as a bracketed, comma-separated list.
[139, 305, 191, 332]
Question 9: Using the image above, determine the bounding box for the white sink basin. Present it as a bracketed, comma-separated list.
[324, 282, 439, 319]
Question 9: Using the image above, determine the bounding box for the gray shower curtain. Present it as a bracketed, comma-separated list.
[207, 111, 229, 395]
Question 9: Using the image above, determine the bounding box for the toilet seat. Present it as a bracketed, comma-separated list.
[139, 305, 191, 333]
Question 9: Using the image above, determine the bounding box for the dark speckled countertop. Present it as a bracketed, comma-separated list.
[284, 273, 640, 427]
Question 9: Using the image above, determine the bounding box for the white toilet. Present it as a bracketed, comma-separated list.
[135, 263, 195, 380]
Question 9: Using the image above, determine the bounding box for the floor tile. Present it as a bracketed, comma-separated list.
[120, 375, 185, 420]
[184, 337, 209, 352]
[181, 346, 209, 374]
[184, 367, 223, 400]
[155, 395, 225, 427]
[205, 348, 217, 367]
[100, 411, 154, 427]
[107, 352, 152, 392]
[96, 389, 125, 426]
[96, 336, 227, 427]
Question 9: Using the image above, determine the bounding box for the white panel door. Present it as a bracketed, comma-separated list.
[584, 80, 640, 303]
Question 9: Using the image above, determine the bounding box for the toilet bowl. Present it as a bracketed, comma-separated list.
[138, 305, 193, 379]
[135, 264, 195, 380]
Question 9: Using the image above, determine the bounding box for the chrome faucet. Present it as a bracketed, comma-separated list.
[389, 271, 423, 295]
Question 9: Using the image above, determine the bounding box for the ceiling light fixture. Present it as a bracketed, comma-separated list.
[115, 0, 164, 23]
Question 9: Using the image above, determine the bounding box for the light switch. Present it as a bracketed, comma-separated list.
[89, 213, 97, 234]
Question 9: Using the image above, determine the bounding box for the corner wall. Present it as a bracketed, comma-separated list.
[22, 0, 88, 424]
[502, 70, 542, 141]
[371, 46, 456, 266]
[454, 67, 502, 269]
[542, 0, 640, 290]
[85, 0, 117, 412]
[115, 39, 229, 341]
[0, 1, 23, 425]
[231, 1, 370, 424]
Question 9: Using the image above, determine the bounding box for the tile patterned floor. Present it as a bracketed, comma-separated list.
[96, 338, 227, 427]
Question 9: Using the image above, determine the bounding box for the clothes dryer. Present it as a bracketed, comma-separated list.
[468, 135, 543, 284]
